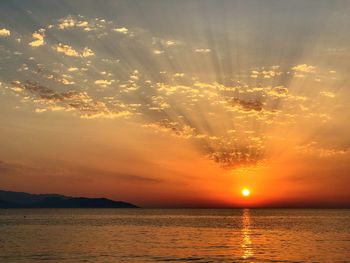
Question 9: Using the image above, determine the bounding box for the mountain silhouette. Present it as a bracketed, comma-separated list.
[0, 190, 138, 208]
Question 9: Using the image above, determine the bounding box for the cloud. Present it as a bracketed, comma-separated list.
[80, 111, 131, 119]
[68, 67, 79, 72]
[142, 120, 196, 140]
[11, 80, 129, 119]
[94, 79, 113, 87]
[58, 77, 75, 85]
[232, 98, 263, 112]
[292, 64, 316, 73]
[113, 27, 128, 34]
[29, 29, 45, 47]
[320, 91, 335, 98]
[173, 73, 185, 77]
[266, 86, 289, 98]
[35, 108, 47, 113]
[0, 160, 30, 176]
[55, 43, 80, 57]
[55, 43, 94, 57]
[58, 16, 89, 30]
[0, 13, 342, 170]
[0, 159, 159, 186]
[194, 48, 211, 53]
[81, 47, 94, 57]
[165, 40, 177, 46]
[153, 49, 164, 55]
[295, 142, 349, 157]
[249, 68, 281, 79]
[58, 17, 76, 29]
[0, 28, 10, 37]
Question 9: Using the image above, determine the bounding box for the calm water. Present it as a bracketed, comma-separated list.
[0, 209, 349, 262]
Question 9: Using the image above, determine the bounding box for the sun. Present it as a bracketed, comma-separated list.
[241, 188, 251, 197]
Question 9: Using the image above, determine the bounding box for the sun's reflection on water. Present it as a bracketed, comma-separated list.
[241, 208, 254, 260]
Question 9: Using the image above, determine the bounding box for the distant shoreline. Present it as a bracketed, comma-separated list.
[0, 189, 138, 208]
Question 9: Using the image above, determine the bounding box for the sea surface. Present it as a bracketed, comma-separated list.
[0, 209, 349, 262]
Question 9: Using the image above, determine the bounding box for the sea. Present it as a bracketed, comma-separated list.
[0, 209, 349, 262]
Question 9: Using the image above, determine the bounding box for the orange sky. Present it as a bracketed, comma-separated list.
[0, 0, 349, 207]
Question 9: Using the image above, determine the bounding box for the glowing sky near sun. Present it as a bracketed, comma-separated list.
[0, 0, 349, 207]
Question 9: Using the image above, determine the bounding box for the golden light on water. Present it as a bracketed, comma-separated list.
[241, 209, 253, 260]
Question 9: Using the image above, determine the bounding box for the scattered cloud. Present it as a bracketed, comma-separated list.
[82, 47, 94, 57]
[94, 79, 113, 87]
[68, 67, 79, 72]
[58, 16, 77, 29]
[10, 80, 129, 119]
[29, 29, 45, 47]
[0, 28, 10, 37]
[0, 14, 345, 169]
[292, 64, 316, 73]
[194, 48, 211, 53]
[153, 49, 164, 55]
[54, 43, 94, 57]
[55, 43, 80, 57]
[165, 40, 177, 46]
[113, 27, 128, 34]
[173, 73, 185, 77]
[320, 91, 335, 98]
[58, 16, 90, 30]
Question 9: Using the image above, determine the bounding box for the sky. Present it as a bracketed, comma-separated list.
[0, 0, 349, 208]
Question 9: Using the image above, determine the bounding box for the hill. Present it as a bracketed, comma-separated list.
[0, 190, 138, 208]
